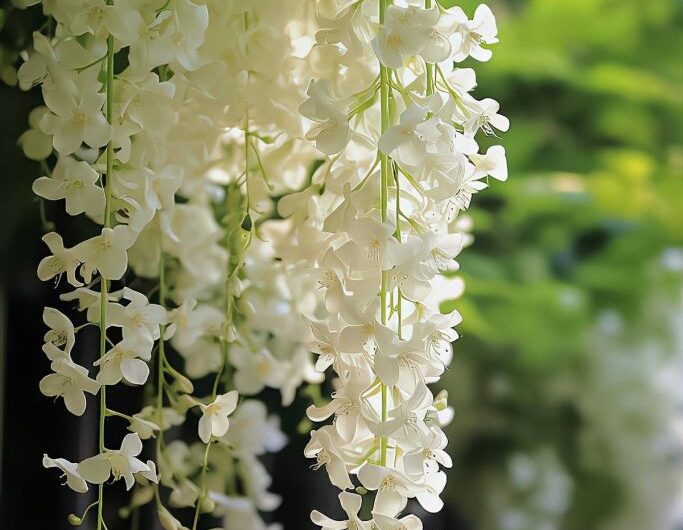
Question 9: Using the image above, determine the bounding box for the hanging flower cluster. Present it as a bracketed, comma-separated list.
[17, 1, 323, 529]
[271, 1, 508, 528]
[15, 0, 507, 528]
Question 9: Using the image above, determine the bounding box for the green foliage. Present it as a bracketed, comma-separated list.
[440, 0, 683, 527]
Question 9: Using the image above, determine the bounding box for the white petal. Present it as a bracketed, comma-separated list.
[78, 456, 111, 484]
[198, 412, 212, 443]
[211, 415, 230, 438]
[216, 390, 238, 415]
[120, 433, 143, 457]
[310, 511, 346, 529]
[63, 389, 87, 416]
[121, 358, 149, 385]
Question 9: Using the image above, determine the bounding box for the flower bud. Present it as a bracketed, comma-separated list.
[201, 496, 215, 512]
[176, 394, 198, 413]
[172, 372, 194, 394]
[67, 514, 82, 526]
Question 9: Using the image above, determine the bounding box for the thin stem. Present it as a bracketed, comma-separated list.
[394, 163, 403, 340]
[37, 160, 55, 233]
[378, 0, 391, 468]
[97, 25, 115, 530]
[75, 54, 107, 73]
[154, 247, 168, 519]
[191, 441, 212, 530]
[425, 0, 434, 97]
[157, 249, 166, 425]
[248, 139, 273, 191]
[244, 114, 251, 211]
[104, 408, 133, 421]
[434, 63, 469, 116]
[191, 114, 252, 530]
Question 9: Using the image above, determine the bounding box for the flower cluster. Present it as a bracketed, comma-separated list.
[274, 1, 509, 527]
[18, 1, 322, 529]
[15, 0, 508, 527]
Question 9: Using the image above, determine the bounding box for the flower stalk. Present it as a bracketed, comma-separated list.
[96, 25, 115, 530]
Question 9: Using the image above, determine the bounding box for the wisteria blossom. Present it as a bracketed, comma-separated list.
[20, 1, 329, 529]
[288, 2, 508, 528]
[17, 1, 507, 528]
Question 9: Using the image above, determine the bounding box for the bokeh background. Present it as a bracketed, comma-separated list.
[1, 0, 682, 529]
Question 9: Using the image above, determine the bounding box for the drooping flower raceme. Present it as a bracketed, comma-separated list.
[17, 1, 324, 529]
[14, 1, 508, 528]
[281, 1, 509, 528]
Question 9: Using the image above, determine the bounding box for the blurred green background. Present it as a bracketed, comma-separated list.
[1, 0, 682, 529]
[439, 0, 683, 529]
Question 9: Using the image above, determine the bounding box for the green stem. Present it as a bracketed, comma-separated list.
[244, 114, 251, 212]
[191, 118, 252, 530]
[379, 0, 391, 468]
[97, 26, 115, 530]
[394, 163, 403, 340]
[154, 247, 167, 518]
[38, 160, 54, 232]
[425, 0, 434, 97]
[191, 441, 212, 530]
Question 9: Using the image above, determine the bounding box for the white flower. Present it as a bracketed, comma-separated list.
[42, 307, 75, 359]
[449, 4, 499, 62]
[311, 491, 369, 530]
[378, 104, 431, 167]
[359, 464, 446, 516]
[69, 1, 144, 47]
[131, 405, 183, 437]
[300, 79, 350, 155]
[308, 319, 343, 373]
[18, 106, 53, 160]
[32, 156, 105, 222]
[78, 433, 155, 491]
[369, 383, 433, 450]
[39, 70, 110, 156]
[223, 400, 287, 457]
[211, 494, 273, 530]
[357, 464, 414, 516]
[37, 232, 82, 287]
[118, 72, 176, 133]
[39, 358, 100, 416]
[316, 2, 373, 56]
[372, 6, 449, 68]
[231, 346, 286, 396]
[337, 299, 394, 355]
[410, 310, 462, 366]
[109, 287, 166, 342]
[42, 454, 88, 493]
[158, 505, 190, 530]
[347, 216, 395, 268]
[128, 0, 208, 73]
[469, 144, 508, 181]
[373, 514, 423, 530]
[94, 335, 154, 386]
[127, 411, 161, 440]
[239, 454, 282, 511]
[305, 427, 353, 490]
[444, 66, 478, 94]
[59, 286, 122, 323]
[77, 225, 137, 283]
[403, 435, 452, 478]
[384, 235, 432, 301]
[307, 368, 373, 442]
[198, 390, 239, 443]
[458, 97, 509, 137]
